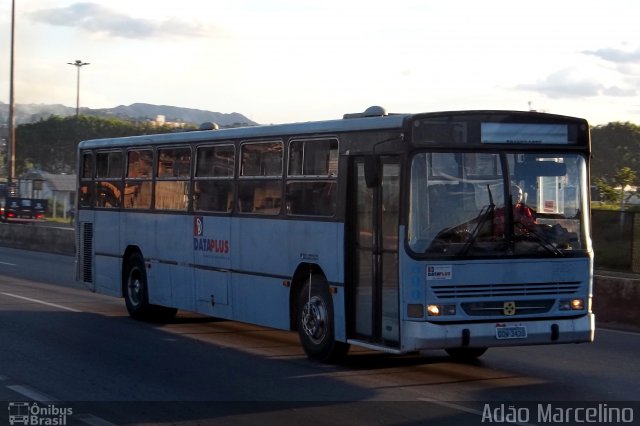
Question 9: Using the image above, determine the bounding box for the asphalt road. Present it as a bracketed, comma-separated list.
[0, 247, 638, 425]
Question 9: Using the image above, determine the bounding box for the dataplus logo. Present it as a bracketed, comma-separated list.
[193, 216, 229, 254]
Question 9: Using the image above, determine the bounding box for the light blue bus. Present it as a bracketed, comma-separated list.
[76, 107, 594, 362]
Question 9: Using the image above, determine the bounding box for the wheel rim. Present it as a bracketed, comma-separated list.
[302, 295, 328, 344]
[127, 267, 143, 307]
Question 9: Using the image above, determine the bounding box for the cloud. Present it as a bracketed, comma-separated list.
[602, 86, 637, 97]
[583, 47, 640, 64]
[518, 69, 600, 99]
[582, 46, 640, 80]
[27, 2, 208, 39]
[517, 68, 637, 99]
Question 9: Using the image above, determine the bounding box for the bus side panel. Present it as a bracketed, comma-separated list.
[93, 211, 121, 297]
[285, 220, 344, 283]
[231, 274, 290, 329]
[193, 215, 232, 318]
[230, 217, 290, 329]
[147, 214, 196, 309]
[232, 218, 289, 277]
[286, 220, 345, 340]
[194, 270, 232, 319]
[146, 263, 173, 306]
[168, 264, 195, 311]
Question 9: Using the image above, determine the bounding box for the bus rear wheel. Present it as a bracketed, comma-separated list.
[445, 347, 488, 361]
[297, 276, 349, 363]
[124, 252, 177, 321]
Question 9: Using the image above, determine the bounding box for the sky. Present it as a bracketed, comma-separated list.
[0, 0, 638, 125]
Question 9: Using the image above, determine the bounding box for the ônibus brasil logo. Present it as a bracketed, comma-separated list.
[193, 216, 229, 254]
[8, 402, 73, 425]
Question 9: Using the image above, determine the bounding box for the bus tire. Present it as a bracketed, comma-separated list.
[123, 252, 154, 320]
[123, 253, 178, 321]
[445, 347, 488, 361]
[297, 276, 349, 363]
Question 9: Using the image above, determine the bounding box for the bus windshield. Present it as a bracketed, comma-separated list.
[408, 152, 589, 258]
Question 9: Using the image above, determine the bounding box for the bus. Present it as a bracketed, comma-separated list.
[76, 107, 594, 362]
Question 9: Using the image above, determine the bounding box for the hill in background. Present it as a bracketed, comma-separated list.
[0, 101, 257, 128]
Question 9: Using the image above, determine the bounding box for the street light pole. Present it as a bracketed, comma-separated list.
[67, 60, 90, 117]
[7, 0, 16, 187]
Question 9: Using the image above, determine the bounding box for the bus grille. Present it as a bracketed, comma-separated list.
[81, 222, 94, 283]
[432, 281, 581, 299]
[461, 300, 555, 316]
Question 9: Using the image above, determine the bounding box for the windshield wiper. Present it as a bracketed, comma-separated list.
[514, 222, 564, 256]
[460, 185, 495, 256]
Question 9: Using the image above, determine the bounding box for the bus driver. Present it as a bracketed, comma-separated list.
[493, 184, 536, 236]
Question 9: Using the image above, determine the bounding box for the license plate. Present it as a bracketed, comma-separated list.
[496, 325, 527, 340]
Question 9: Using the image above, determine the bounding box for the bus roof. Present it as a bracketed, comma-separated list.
[77, 112, 410, 149]
[77, 108, 588, 150]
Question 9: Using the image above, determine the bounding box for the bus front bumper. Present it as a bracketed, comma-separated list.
[402, 313, 595, 351]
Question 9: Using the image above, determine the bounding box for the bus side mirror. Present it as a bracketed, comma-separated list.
[364, 156, 380, 188]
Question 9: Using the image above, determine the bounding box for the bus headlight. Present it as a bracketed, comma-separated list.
[427, 305, 441, 316]
[559, 299, 585, 311]
[427, 304, 456, 316]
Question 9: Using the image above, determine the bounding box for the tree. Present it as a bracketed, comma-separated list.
[591, 122, 640, 181]
[15, 115, 190, 174]
[614, 166, 637, 208]
[593, 166, 638, 207]
[593, 177, 620, 204]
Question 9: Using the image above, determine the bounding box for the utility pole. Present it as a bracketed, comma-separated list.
[67, 60, 90, 117]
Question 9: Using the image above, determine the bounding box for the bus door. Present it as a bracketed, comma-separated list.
[349, 156, 400, 348]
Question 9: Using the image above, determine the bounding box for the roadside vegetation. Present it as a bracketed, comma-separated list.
[10, 114, 194, 175]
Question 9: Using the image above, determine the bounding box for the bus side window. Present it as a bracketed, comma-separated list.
[194, 145, 235, 213]
[79, 183, 92, 207]
[285, 181, 336, 216]
[155, 147, 191, 211]
[285, 138, 338, 217]
[238, 141, 283, 215]
[124, 149, 153, 209]
[95, 151, 123, 209]
[79, 152, 93, 208]
[194, 180, 233, 213]
[237, 181, 281, 214]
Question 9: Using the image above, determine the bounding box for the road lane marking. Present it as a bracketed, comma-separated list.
[0, 261, 16, 266]
[599, 327, 640, 336]
[7, 384, 58, 402]
[417, 397, 484, 416]
[0, 292, 81, 312]
[594, 273, 640, 281]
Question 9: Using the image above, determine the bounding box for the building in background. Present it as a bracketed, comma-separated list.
[18, 171, 76, 220]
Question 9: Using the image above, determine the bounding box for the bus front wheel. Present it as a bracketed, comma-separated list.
[297, 276, 349, 363]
